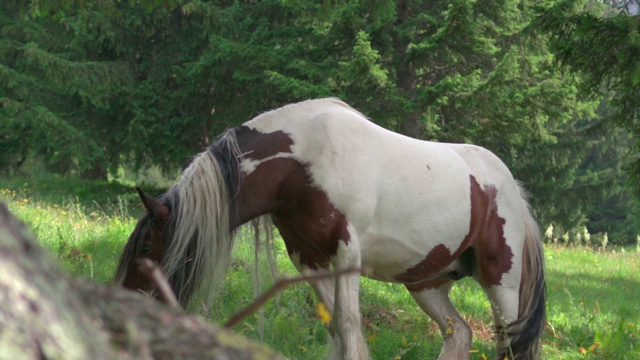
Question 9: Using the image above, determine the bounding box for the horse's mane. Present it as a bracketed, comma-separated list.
[162, 129, 243, 307]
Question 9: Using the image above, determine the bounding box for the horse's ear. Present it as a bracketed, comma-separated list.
[136, 187, 170, 221]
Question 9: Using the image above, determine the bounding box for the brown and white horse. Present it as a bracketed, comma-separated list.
[114, 98, 546, 360]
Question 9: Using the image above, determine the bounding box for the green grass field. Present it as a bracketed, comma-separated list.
[1, 177, 639, 359]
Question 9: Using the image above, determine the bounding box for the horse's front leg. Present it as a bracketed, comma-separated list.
[332, 238, 369, 360]
[288, 255, 341, 355]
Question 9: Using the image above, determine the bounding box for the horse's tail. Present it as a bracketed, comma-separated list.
[163, 129, 242, 309]
[508, 188, 547, 359]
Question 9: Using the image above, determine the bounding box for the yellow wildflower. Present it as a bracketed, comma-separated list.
[446, 316, 454, 335]
[316, 302, 331, 326]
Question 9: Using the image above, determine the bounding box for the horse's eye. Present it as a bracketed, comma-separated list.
[141, 243, 152, 254]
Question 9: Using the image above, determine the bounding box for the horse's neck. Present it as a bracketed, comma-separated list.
[231, 127, 298, 228]
[230, 99, 362, 228]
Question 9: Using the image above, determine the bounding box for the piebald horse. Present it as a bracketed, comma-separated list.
[114, 98, 546, 360]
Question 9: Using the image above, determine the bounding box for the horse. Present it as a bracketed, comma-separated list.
[114, 98, 546, 360]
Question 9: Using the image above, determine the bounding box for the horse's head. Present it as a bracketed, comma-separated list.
[114, 187, 170, 295]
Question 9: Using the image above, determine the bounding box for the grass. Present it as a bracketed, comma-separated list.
[1, 176, 639, 359]
[543, 247, 640, 359]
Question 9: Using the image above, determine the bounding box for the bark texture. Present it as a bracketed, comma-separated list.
[0, 202, 285, 360]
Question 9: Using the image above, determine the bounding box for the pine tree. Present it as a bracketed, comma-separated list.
[537, 0, 640, 190]
[0, 2, 133, 178]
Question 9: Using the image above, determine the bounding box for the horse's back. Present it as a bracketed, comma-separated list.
[247, 99, 474, 226]
[442, 143, 519, 191]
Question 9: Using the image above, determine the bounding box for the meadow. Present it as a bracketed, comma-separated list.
[1, 176, 638, 359]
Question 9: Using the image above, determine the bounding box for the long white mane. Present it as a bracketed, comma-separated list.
[162, 130, 242, 306]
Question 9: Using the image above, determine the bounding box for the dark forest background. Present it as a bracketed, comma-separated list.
[1, 0, 639, 244]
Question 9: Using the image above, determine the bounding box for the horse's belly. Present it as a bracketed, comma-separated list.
[359, 230, 467, 283]
[360, 235, 418, 281]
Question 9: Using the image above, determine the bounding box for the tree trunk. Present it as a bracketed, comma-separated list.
[81, 163, 108, 180]
[0, 202, 285, 360]
[394, 0, 425, 139]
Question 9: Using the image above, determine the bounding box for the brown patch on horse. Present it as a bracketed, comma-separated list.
[470, 176, 513, 288]
[397, 175, 513, 291]
[236, 126, 294, 160]
[398, 243, 475, 292]
[231, 128, 295, 224]
[233, 128, 349, 270]
[269, 158, 349, 269]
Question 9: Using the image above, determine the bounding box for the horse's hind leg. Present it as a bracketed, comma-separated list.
[476, 239, 543, 360]
[473, 216, 529, 359]
[481, 284, 520, 359]
[407, 280, 472, 360]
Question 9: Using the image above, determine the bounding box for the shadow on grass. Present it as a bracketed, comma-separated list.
[0, 175, 167, 218]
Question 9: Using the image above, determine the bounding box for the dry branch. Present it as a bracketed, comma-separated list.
[136, 258, 181, 310]
[224, 267, 361, 329]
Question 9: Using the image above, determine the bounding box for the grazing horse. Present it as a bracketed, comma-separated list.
[114, 98, 546, 360]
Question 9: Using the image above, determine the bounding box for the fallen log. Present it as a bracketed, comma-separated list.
[0, 202, 284, 360]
